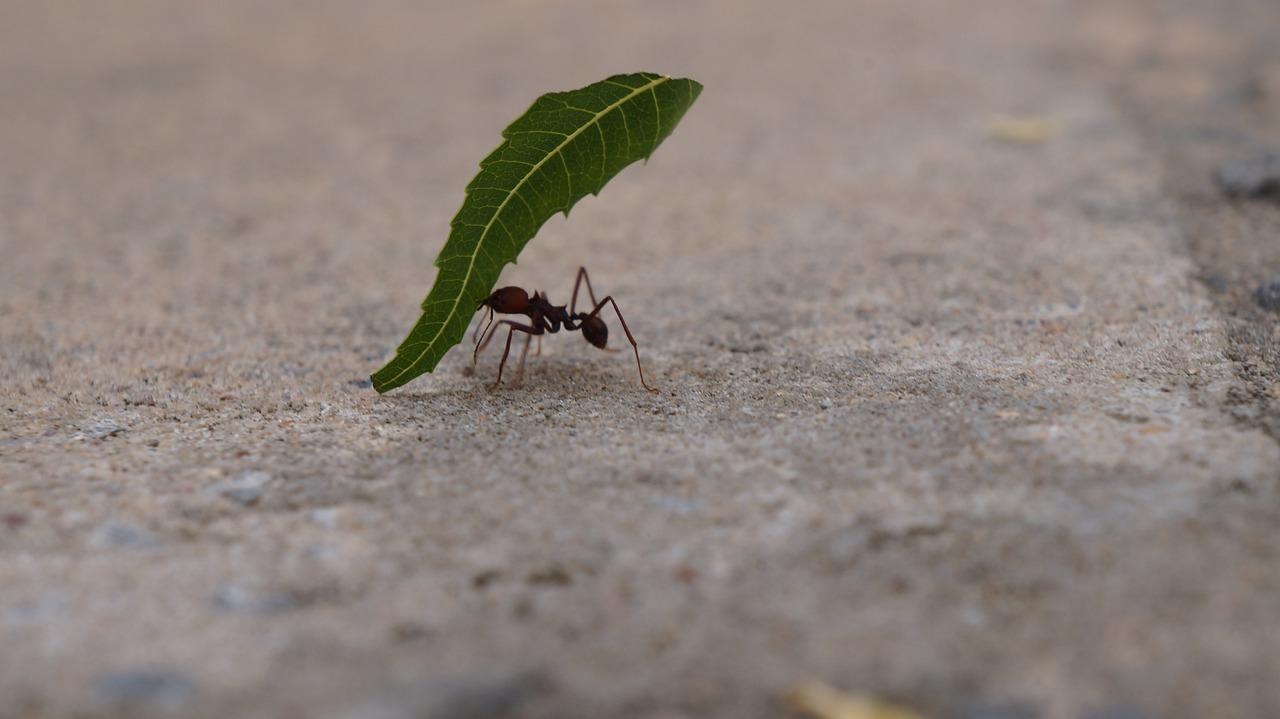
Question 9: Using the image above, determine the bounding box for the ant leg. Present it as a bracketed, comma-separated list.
[474, 316, 521, 367]
[472, 306, 494, 346]
[471, 307, 496, 369]
[534, 335, 542, 357]
[487, 321, 539, 390]
[569, 266, 600, 315]
[512, 331, 534, 388]
[589, 296, 659, 394]
[473, 310, 503, 369]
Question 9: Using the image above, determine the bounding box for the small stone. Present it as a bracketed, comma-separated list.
[210, 585, 300, 615]
[526, 564, 572, 587]
[280, 362, 311, 376]
[81, 418, 125, 440]
[819, 398, 833, 410]
[124, 391, 156, 407]
[310, 507, 342, 528]
[95, 670, 195, 709]
[210, 470, 272, 505]
[1, 512, 28, 529]
[334, 671, 551, 719]
[1255, 275, 1280, 312]
[389, 621, 432, 642]
[90, 523, 160, 550]
[1215, 150, 1280, 198]
[472, 570, 501, 589]
[1201, 272, 1228, 293]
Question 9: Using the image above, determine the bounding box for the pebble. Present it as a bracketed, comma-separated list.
[210, 585, 299, 615]
[81, 419, 125, 440]
[1, 512, 29, 529]
[95, 670, 195, 709]
[210, 470, 272, 506]
[1255, 275, 1280, 312]
[280, 362, 311, 377]
[1215, 150, 1280, 198]
[526, 564, 573, 587]
[1201, 272, 1228, 293]
[819, 398, 833, 410]
[310, 507, 342, 528]
[89, 523, 160, 550]
[389, 621, 432, 643]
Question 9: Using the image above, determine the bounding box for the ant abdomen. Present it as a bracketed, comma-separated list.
[580, 315, 608, 349]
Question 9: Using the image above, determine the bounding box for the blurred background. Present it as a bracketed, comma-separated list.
[2, 1, 1279, 718]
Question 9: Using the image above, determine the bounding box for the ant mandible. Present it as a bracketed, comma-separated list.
[471, 267, 659, 393]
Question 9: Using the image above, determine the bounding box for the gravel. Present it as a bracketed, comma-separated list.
[1255, 275, 1280, 312]
[1215, 150, 1280, 198]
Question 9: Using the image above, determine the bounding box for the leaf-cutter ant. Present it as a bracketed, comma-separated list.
[471, 267, 658, 393]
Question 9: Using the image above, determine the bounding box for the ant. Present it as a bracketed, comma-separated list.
[471, 267, 659, 393]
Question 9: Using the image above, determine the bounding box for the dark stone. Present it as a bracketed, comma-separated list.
[389, 621, 432, 642]
[1201, 272, 1228, 294]
[432, 671, 552, 719]
[1256, 276, 1280, 312]
[335, 671, 552, 719]
[472, 570, 502, 589]
[1215, 151, 1280, 198]
[527, 565, 572, 587]
[1, 512, 28, 529]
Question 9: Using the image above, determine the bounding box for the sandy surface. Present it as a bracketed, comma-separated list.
[2, 1, 1279, 718]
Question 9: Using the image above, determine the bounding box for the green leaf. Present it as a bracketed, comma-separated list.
[371, 72, 702, 393]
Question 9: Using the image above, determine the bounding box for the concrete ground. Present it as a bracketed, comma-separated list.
[2, 1, 1279, 717]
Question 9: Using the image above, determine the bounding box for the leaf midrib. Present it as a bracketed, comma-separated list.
[382, 74, 671, 387]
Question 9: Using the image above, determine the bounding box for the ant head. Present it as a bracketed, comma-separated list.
[480, 286, 530, 314]
[580, 314, 608, 349]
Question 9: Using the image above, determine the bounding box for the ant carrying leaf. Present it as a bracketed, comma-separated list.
[370, 73, 702, 393]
